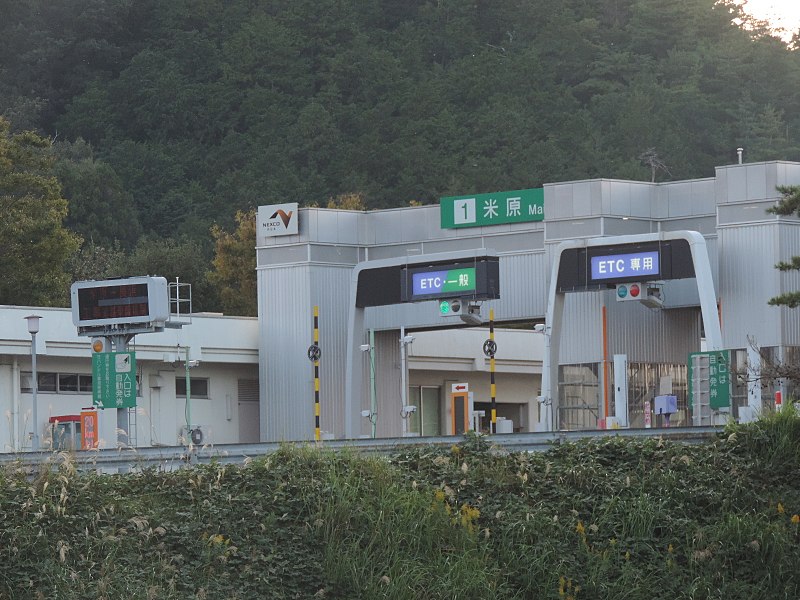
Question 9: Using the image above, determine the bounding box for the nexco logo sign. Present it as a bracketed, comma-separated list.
[257, 202, 299, 241]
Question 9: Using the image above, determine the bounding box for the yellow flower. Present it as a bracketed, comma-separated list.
[668, 544, 674, 553]
[625, 551, 630, 561]
[575, 521, 585, 536]
[777, 502, 785, 514]
[791, 514, 800, 524]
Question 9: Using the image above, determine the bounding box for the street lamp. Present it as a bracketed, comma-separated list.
[533, 322, 554, 432]
[399, 331, 415, 436]
[25, 315, 41, 451]
[360, 333, 378, 438]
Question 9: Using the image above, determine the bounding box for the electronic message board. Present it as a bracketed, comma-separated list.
[71, 276, 169, 329]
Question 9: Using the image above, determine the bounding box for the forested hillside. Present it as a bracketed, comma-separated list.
[1, 0, 799, 312]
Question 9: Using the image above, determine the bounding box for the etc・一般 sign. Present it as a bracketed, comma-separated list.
[411, 268, 476, 298]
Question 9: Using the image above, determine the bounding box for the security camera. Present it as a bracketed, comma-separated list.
[459, 302, 482, 326]
[402, 334, 415, 345]
[401, 405, 417, 416]
[359, 344, 371, 352]
[188, 360, 200, 368]
[360, 409, 372, 417]
[533, 324, 545, 332]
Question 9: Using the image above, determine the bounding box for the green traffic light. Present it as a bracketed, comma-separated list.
[439, 300, 450, 315]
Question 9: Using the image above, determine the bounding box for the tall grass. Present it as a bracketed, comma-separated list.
[0, 412, 799, 598]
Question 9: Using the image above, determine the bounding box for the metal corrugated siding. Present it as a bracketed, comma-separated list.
[258, 266, 312, 441]
[373, 330, 403, 437]
[310, 264, 355, 438]
[778, 221, 800, 346]
[258, 263, 356, 442]
[497, 252, 549, 319]
[606, 301, 700, 363]
[556, 292, 700, 366]
[719, 224, 781, 349]
[559, 292, 603, 364]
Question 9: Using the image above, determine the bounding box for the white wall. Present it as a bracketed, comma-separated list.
[0, 305, 259, 452]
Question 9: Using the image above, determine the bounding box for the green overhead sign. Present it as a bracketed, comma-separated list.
[440, 188, 544, 229]
[92, 351, 137, 409]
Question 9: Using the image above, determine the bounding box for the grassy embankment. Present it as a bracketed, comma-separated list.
[1, 408, 799, 599]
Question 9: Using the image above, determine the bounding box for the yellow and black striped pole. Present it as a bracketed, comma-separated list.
[313, 306, 320, 441]
[490, 308, 496, 434]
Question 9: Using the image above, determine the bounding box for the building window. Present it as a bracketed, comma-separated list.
[58, 374, 79, 392]
[21, 372, 90, 394]
[176, 377, 209, 398]
[21, 372, 139, 396]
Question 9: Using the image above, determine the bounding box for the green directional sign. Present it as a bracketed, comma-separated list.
[688, 350, 730, 410]
[440, 188, 544, 229]
[92, 351, 137, 409]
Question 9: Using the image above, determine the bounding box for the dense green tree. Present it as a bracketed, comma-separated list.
[0, 0, 799, 311]
[122, 235, 218, 313]
[0, 117, 82, 305]
[209, 210, 257, 317]
[66, 241, 127, 283]
[53, 139, 142, 248]
[768, 185, 800, 308]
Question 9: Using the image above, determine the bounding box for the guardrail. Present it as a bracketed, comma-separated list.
[0, 426, 722, 474]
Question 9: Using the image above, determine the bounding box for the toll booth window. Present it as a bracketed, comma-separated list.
[176, 378, 209, 398]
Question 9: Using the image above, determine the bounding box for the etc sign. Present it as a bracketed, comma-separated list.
[590, 251, 660, 281]
[412, 268, 475, 297]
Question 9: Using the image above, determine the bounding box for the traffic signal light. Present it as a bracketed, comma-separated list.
[439, 298, 462, 316]
[615, 283, 664, 308]
[616, 283, 642, 301]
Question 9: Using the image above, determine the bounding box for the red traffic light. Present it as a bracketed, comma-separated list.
[629, 284, 640, 297]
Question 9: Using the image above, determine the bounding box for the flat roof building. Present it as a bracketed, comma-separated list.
[257, 160, 800, 441]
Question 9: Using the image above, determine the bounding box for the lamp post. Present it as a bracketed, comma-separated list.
[399, 329, 415, 436]
[25, 315, 41, 451]
[534, 322, 554, 432]
[359, 329, 378, 438]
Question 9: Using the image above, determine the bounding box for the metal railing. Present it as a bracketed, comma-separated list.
[0, 426, 722, 474]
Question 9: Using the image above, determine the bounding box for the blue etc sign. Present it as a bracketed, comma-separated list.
[590, 251, 660, 282]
